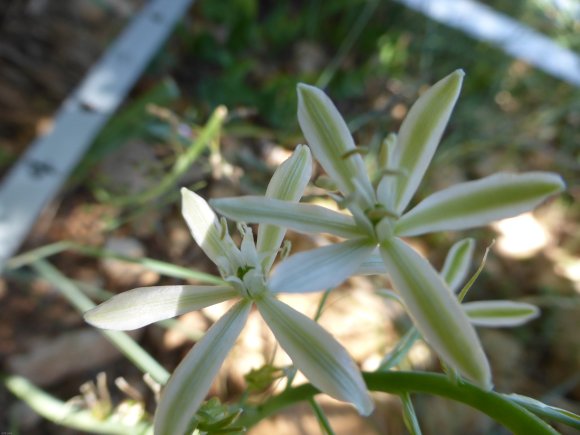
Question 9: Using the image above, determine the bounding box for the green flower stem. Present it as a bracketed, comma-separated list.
[2, 373, 153, 435]
[32, 260, 170, 385]
[238, 372, 558, 434]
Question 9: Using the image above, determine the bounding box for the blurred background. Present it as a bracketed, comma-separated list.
[0, 0, 578, 433]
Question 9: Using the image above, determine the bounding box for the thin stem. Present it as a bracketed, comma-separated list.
[7, 240, 223, 285]
[314, 288, 332, 321]
[104, 105, 227, 206]
[308, 397, 336, 435]
[400, 393, 422, 435]
[378, 327, 420, 371]
[238, 372, 558, 435]
[457, 241, 494, 302]
[316, 0, 379, 89]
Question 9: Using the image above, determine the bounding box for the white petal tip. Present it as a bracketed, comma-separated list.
[83, 308, 131, 331]
[356, 398, 375, 416]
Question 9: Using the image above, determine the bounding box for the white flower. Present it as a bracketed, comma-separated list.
[211, 71, 565, 389]
[84, 145, 373, 435]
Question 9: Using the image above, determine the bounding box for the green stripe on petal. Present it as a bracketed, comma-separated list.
[269, 238, 375, 293]
[258, 145, 312, 272]
[441, 238, 475, 293]
[212, 197, 364, 239]
[154, 300, 251, 435]
[463, 301, 540, 327]
[395, 172, 565, 237]
[297, 83, 375, 209]
[256, 295, 373, 415]
[355, 250, 387, 275]
[84, 285, 239, 330]
[181, 188, 242, 272]
[379, 237, 491, 389]
[391, 70, 464, 214]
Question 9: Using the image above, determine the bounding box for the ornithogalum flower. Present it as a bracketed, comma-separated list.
[84, 145, 373, 435]
[211, 70, 565, 389]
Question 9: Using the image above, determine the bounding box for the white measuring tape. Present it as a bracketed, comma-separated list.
[0, 0, 195, 272]
[396, 0, 580, 87]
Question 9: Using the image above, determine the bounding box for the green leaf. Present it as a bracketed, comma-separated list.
[269, 238, 375, 293]
[84, 285, 239, 330]
[297, 83, 375, 209]
[154, 300, 251, 435]
[506, 393, 580, 430]
[257, 145, 312, 272]
[181, 188, 243, 273]
[440, 238, 475, 293]
[463, 301, 540, 327]
[390, 70, 464, 213]
[395, 172, 565, 237]
[256, 295, 373, 415]
[380, 237, 491, 389]
[212, 196, 364, 238]
[401, 393, 423, 435]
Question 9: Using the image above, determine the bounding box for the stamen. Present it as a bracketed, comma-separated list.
[218, 217, 228, 240]
[342, 146, 369, 159]
[279, 240, 292, 261]
[366, 206, 399, 223]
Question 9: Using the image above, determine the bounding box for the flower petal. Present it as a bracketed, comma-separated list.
[269, 238, 375, 293]
[84, 285, 239, 330]
[212, 196, 363, 239]
[154, 300, 251, 435]
[258, 145, 312, 271]
[355, 249, 387, 275]
[395, 172, 565, 237]
[297, 83, 375, 208]
[463, 301, 540, 327]
[181, 188, 242, 272]
[379, 237, 491, 389]
[256, 295, 373, 415]
[440, 238, 475, 293]
[390, 70, 464, 213]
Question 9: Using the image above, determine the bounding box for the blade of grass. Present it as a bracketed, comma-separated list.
[378, 327, 421, 371]
[316, 0, 379, 88]
[32, 260, 169, 384]
[7, 241, 223, 285]
[4, 267, 204, 342]
[457, 241, 494, 303]
[104, 105, 227, 206]
[401, 393, 422, 435]
[308, 397, 336, 435]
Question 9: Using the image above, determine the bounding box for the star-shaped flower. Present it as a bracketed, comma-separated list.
[211, 70, 565, 389]
[84, 145, 373, 435]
